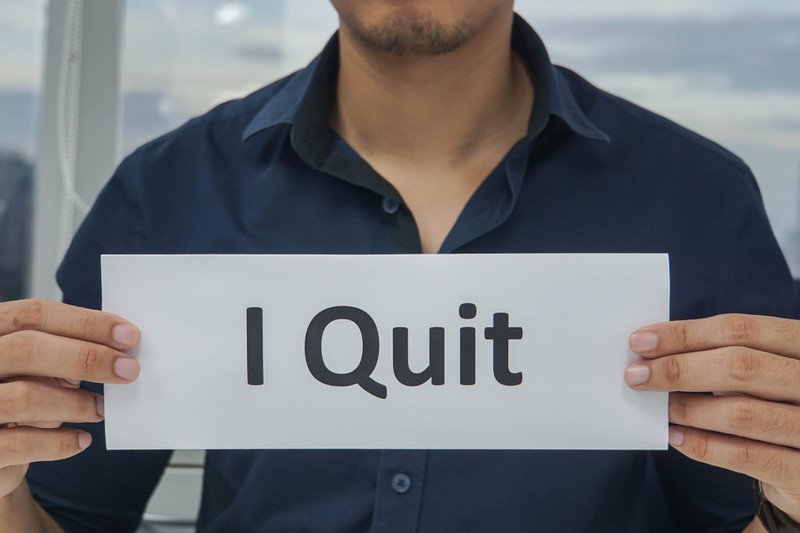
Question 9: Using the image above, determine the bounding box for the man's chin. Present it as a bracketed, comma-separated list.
[350, 18, 476, 56]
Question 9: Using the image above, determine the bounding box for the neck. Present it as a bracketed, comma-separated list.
[331, 11, 533, 168]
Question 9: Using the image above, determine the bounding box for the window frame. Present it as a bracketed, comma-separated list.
[30, 0, 125, 299]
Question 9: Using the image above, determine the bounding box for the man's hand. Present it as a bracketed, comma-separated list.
[0, 299, 140, 499]
[625, 313, 800, 521]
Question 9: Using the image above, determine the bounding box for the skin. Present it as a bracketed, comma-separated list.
[330, 0, 533, 253]
[0, 1, 790, 531]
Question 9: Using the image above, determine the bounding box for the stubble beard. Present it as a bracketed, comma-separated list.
[345, 13, 478, 56]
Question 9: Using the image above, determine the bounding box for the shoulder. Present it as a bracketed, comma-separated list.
[122, 70, 299, 171]
[105, 68, 307, 213]
[556, 66, 752, 183]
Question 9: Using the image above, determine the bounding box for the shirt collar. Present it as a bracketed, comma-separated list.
[511, 15, 611, 143]
[242, 14, 610, 144]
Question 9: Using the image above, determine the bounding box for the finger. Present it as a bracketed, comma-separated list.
[0, 381, 103, 425]
[630, 314, 800, 360]
[0, 299, 140, 350]
[624, 347, 800, 402]
[0, 427, 91, 468]
[0, 330, 140, 383]
[670, 393, 800, 449]
[669, 426, 800, 494]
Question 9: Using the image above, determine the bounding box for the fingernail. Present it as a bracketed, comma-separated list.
[112, 324, 140, 347]
[78, 432, 92, 449]
[96, 396, 105, 418]
[624, 364, 651, 386]
[113, 357, 140, 381]
[669, 427, 685, 447]
[630, 332, 659, 352]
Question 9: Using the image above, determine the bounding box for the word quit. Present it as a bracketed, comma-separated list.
[246, 303, 524, 398]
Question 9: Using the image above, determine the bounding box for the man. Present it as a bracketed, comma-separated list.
[1, 1, 799, 530]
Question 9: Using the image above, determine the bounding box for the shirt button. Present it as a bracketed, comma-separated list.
[382, 197, 400, 214]
[391, 473, 412, 494]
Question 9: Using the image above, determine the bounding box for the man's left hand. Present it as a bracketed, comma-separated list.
[625, 313, 800, 521]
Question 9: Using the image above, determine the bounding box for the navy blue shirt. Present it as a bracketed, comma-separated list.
[29, 15, 793, 533]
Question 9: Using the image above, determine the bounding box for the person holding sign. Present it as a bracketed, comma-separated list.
[0, 0, 797, 531]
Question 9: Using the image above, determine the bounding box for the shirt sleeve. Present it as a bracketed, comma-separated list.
[26, 153, 172, 533]
[654, 165, 795, 532]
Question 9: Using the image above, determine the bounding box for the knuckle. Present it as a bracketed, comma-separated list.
[724, 314, 759, 346]
[673, 322, 690, 350]
[728, 399, 758, 430]
[694, 432, 711, 460]
[78, 314, 93, 341]
[3, 431, 30, 457]
[67, 310, 97, 343]
[57, 432, 76, 456]
[669, 395, 691, 423]
[731, 442, 753, 468]
[0, 383, 27, 419]
[78, 346, 101, 375]
[724, 350, 762, 383]
[663, 357, 685, 385]
[2, 331, 38, 370]
[11, 299, 46, 331]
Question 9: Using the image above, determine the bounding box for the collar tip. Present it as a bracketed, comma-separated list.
[241, 125, 261, 141]
[581, 127, 611, 143]
[595, 132, 612, 143]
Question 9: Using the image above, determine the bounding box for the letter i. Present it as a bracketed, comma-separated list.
[459, 303, 477, 385]
[247, 307, 264, 385]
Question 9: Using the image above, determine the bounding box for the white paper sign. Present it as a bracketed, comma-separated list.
[102, 254, 669, 450]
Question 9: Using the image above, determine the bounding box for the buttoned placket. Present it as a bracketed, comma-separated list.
[289, 64, 541, 532]
[370, 450, 428, 532]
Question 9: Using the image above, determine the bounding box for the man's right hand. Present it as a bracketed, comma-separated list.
[0, 299, 140, 499]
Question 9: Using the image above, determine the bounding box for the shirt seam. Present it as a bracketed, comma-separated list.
[592, 89, 750, 176]
[129, 83, 294, 159]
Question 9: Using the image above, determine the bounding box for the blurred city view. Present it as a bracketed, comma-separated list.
[1, 0, 800, 303]
[0, 0, 40, 301]
[0, 152, 32, 300]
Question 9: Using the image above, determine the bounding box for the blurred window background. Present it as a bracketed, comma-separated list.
[0, 0, 43, 301]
